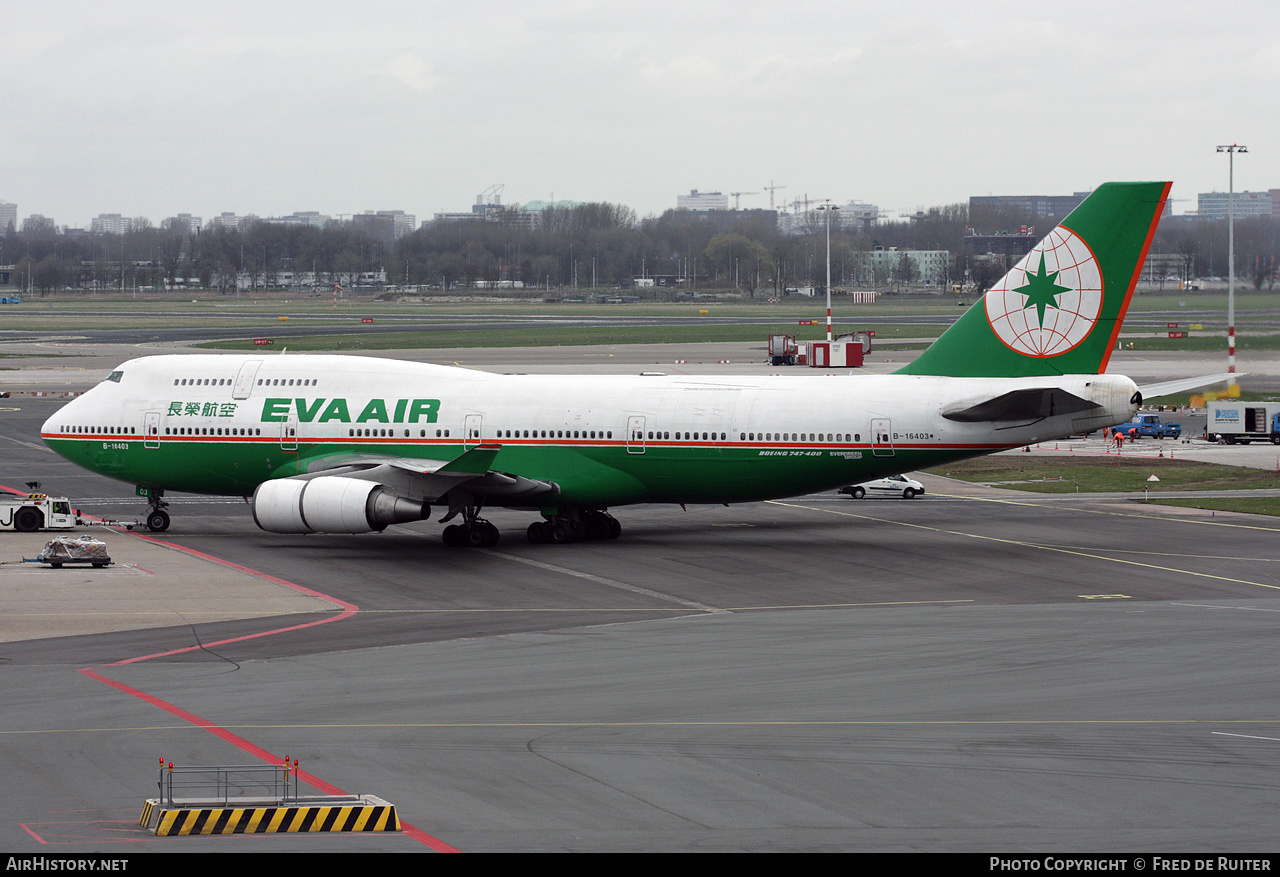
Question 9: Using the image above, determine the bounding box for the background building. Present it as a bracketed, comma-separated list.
[856, 247, 951, 285]
[90, 213, 132, 235]
[208, 212, 259, 232]
[21, 214, 57, 235]
[969, 192, 1090, 219]
[1196, 191, 1275, 220]
[677, 190, 729, 212]
[163, 214, 203, 233]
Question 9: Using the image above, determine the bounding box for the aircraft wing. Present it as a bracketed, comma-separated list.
[941, 387, 1102, 423]
[1137, 373, 1241, 401]
[286, 443, 559, 506]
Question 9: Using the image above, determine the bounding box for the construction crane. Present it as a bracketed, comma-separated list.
[730, 191, 758, 210]
[765, 181, 787, 211]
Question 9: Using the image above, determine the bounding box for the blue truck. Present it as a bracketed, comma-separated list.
[1116, 413, 1182, 439]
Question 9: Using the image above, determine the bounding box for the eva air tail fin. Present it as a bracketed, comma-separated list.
[898, 181, 1171, 378]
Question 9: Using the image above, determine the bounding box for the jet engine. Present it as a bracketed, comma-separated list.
[252, 476, 429, 534]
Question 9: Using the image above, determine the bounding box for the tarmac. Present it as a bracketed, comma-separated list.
[4, 337, 1280, 852]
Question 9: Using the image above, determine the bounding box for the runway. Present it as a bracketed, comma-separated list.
[3, 346, 1280, 852]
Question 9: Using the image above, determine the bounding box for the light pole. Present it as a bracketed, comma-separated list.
[1217, 143, 1247, 378]
[818, 201, 839, 341]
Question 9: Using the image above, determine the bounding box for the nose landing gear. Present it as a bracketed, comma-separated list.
[144, 490, 170, 532]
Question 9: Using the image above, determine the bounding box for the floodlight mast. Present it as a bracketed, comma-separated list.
[1217, 143, 1247, 378]
[818, 201, 840, 342]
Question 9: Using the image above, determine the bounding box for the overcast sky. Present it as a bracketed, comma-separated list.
[4, 1, 1277, 227]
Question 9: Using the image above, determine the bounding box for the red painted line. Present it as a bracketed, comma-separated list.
[19, 819, 163, 846]
[20, 823, 48, 844]
[26, 510, 463, 851]
[76, 669, 458, 851]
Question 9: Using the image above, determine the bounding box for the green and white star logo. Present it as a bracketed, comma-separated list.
[984, 227, 1104, 357]
[1014, 253, 1073, 330]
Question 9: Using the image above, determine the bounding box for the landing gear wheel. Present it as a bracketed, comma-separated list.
[13, 507, 41, 532]
[527, 521, 550, 544]
[464, 521, 499, 548]
[550, 522, 573, 544]
[442, 524, 465, 547]
[146, 510, 171, 532]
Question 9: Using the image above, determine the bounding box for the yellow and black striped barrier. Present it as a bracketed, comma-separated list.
[140, 797, 399, 836]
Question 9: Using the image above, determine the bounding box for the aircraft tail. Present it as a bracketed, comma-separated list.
[898, 181, 1171, 378]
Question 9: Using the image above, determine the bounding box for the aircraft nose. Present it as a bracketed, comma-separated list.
[42, 396, 80, 444]
[41, 407, 61, 439]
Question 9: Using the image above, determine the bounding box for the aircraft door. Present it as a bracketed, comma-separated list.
[464, 414, 483, 450]
[281, 414, 298, 450]
[871, 417, 894, 457]
[144, 411, 161, 449]
[233, 360, 263, 399]
[627, 415, 645, 454]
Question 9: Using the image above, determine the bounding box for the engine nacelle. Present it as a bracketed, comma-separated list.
[252, 476, 429, 534]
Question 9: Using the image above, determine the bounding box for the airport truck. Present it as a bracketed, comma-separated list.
[0, 494, 80, 532]
[1205, 403, 1280, 445]
[1116, 413, 1182, 439]
[767, 334, 799, 366]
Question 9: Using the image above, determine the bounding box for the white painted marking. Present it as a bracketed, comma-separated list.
[1212, 732, 1280, 743]
[1171, 602, 1280, 613]
[480, 550, 727, 614]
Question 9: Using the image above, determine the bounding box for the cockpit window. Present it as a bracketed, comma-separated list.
[105, 370, 124, 383]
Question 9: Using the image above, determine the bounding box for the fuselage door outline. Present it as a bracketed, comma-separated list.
[871, 417, 894, 457]
[464, 414, 483, 450]
[281, 414, 298, 451]
[144, 410, 161, 449]
[627, 415, 646, 454]
[233, 360, 263, 400]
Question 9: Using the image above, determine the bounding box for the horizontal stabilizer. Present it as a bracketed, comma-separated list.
[942, 387, 1101, 423]
[1137, 373, 1241, 401]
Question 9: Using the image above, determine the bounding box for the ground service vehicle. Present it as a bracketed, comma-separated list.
[768, 334, 799, 366]
[1206, 403, 1280, 444]
[840, 474, 925, 499]
[1116, 413, 1181, 439]
[1, 494, 80, 532]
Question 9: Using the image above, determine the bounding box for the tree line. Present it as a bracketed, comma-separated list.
[2, 199, 1277, 295]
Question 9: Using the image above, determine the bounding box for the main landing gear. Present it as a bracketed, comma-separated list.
[526, 508, 621, 544]
[144, 490, 170, 532]
[438, 501, 622, 548]
[440, 502, 499, 548]
[442, 518, 499, 548]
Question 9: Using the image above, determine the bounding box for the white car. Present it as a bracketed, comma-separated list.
[840, 474, 925, 499]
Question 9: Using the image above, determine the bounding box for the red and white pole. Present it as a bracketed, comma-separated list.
[1218, 143, 1247, 378]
